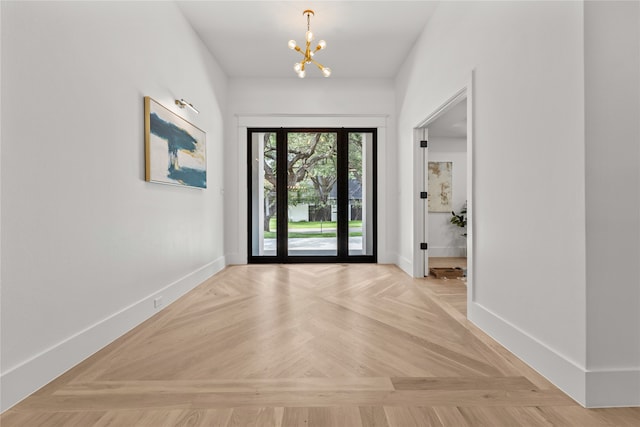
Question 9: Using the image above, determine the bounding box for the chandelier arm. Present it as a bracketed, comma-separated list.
[310, 58, 326, 70]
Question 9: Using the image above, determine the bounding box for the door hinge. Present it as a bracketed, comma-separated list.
[420, 191, 428, 199]
[420, 243, 428, 250]
[420, 140, 428, 148]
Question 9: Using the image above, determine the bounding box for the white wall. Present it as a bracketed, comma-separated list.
[428, 137, 467, 257]
[396, 1, 589, 404]
[397, 0, 640, 407]
[225, 78, 396, 264]
[0, 1, 227, 411]
[584, 1, 640, 407]
[0, 5, 3, 406]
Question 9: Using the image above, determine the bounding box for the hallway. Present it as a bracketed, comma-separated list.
[2, 264, 638, 426]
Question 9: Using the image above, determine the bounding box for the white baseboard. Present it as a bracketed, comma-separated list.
[0, 256, 226, 413]
[586, 369, 640, 408]
[469, 301, 640, 408]
[376, 250, 395, 264]
[396, 255, 413, 276]
[429, 246, 466, 257]
[468, 301, 587, 406]
[227, 251, 397, 266]
[225, 252, 246, 265]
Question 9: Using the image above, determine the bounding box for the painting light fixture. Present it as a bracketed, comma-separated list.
[288, 9, 331, 78]
[175, 99, 199, 114]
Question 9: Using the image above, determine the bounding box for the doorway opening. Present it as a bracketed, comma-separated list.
[248, 128, 377, 263]
[414, 87, 471, 282]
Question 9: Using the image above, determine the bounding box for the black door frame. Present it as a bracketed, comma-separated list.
[247, 127, 377, 264]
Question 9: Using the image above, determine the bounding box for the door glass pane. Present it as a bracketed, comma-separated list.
[250, 132, 277, 256]
[287, 132, 338, 256]
[349, 132, 374, 256]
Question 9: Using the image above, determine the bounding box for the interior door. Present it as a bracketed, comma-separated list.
[422, 127, 429, 276]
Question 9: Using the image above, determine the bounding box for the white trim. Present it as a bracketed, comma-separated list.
[225, 253, 246, 265]
[465, 72, 474, 304]
[412, 127, 426, 278]
[586, 369, 640, 408]
[469, 301, 587, 406]
[428, 247, 467, 257]
[412, 76, 472, 281]
[415, 88, 467, 129]
[397, 254, 413, 276]
[237, 114, 388, 129]
[236, 113, 390, 118]
[469, 301, 640, 408]
[375, 126, 389, 265]
[0, 257, 226, 412]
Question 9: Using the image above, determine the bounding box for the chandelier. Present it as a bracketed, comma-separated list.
[288, 9, 331, 78]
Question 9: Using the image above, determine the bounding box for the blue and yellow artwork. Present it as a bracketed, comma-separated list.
[144, 97, 206, 188]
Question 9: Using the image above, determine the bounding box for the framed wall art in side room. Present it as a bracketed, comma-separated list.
[144, 96, 206, 188]
[428, 161, 452, 212]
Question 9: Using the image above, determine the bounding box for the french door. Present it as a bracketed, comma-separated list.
[248, 128, 377, 263]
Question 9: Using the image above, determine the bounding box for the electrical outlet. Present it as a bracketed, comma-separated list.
[154, 296, 164, 309]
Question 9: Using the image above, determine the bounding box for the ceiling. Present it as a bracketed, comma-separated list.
[428, 99, 467, 138]
[177, 1, 439, 79]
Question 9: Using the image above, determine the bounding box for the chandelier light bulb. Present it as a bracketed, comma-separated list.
[298, 70, 306, 78]
[306, 31, 314, 42]
[294, 62, 302, 72]
[322, 67, 332, 78]
[288, 40, 297, 50]
[318, 40, 326, 50]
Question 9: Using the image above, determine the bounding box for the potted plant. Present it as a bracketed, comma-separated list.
[450, 202, 467, 237]
[450, 202, 468, 265]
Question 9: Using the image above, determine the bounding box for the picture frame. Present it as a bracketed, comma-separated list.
[144, 96, 206, 188]
[428, 161, 452, 212]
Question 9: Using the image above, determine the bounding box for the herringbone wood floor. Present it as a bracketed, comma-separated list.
[2, 262, 639, 426]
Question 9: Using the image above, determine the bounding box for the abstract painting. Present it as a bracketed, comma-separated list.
[144, 96, 206, 188]
[428, 161, 452, 212]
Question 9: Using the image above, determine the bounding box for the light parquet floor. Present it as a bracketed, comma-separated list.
[2, 262, 639, 426]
